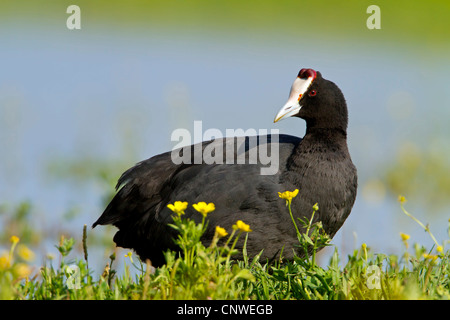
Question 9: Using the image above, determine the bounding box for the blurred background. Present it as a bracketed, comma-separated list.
[1, 0, 449, 274]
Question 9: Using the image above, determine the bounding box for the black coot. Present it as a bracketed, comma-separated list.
[93, 68, 358, 267]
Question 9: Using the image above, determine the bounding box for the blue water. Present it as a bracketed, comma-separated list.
[1, 24, 449, 273]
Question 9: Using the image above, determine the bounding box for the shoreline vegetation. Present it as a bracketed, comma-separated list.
[1, 194, 449, 300]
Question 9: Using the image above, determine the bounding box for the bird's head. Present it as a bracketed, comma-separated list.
[274, 68, 348, 132]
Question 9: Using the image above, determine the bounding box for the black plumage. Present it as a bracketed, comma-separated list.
[93, 69, 357, 267]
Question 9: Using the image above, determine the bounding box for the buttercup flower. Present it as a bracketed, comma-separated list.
[233, 220, 252, 232]
[398, 195, 407, 204]
[167, 201, 188, 216]
[278, 189, 299, 205]
[215, 226, 228, 238]
[312, 203, 319, 211]
[400, 233, 410, 241]
[124, 251, 134, 263]
[400, 232, 410, 248]
[423, 253, 438, 261]
[17, 245, 35, 262]
[14, 263, 33, 278]
[10, 236, 20, 244]
[193, 202, 215, 217]
[437, 246, 443, 253]
[0, 254, 10, 270]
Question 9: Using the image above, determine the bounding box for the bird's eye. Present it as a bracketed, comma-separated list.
[309, 90, 317, 97]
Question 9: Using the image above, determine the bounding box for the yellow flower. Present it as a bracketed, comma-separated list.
[437, 246, 443, 253]
[400, 232, 410, 248]
[312, 203, 319, 211]
[10, 236, 20, 244]
[167, 201, 188, 216]
[233, 220, 252, 232]
[398, 195, 407, 204]
[192, 202, 215, 217]
[14, 263, 33, 278]
[400, 232, 410, 241]
[0, 254, 11, 270]
[215, 226, 228, 238]
[278, 189, 299, 205]
[124, 251, 134, 263]
[423, 253, 438, 261]
[17, 245, 35, 262]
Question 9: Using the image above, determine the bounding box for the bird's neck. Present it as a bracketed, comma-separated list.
[304, 127, 347, 141]
[287, 127, 350, 169]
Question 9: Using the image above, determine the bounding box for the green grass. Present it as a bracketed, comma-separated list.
[1, 196, 449, 300]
